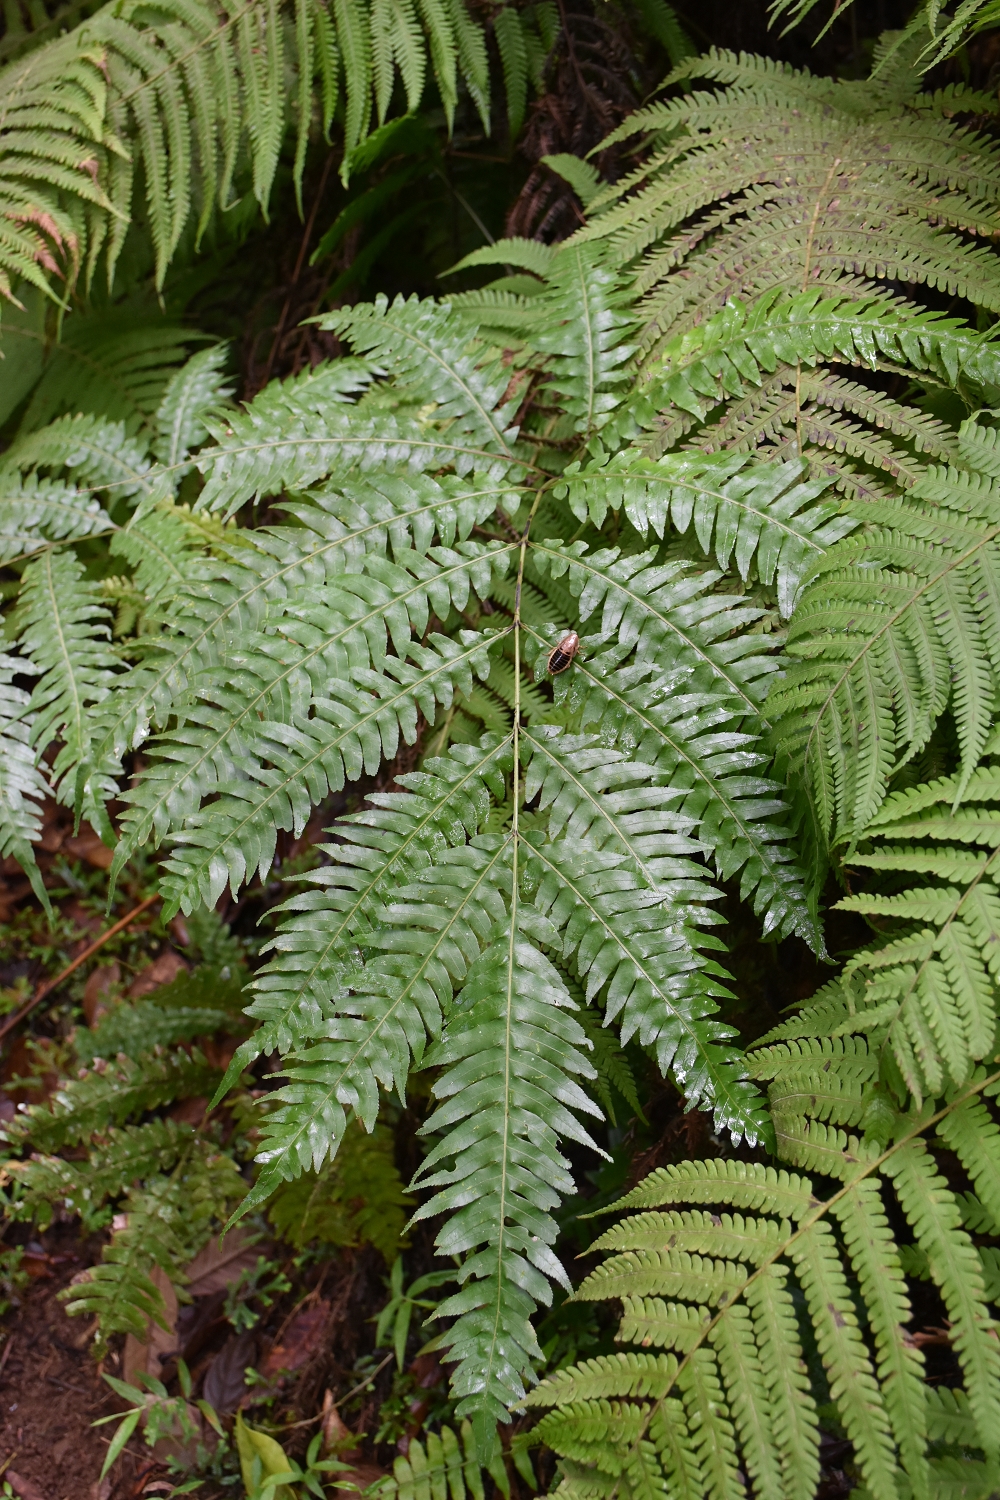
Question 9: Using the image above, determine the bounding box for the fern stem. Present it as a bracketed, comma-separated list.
[0, 891, 160, 1047]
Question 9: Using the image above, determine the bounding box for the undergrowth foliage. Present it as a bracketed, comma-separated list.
[5, 5, 1000, 1494]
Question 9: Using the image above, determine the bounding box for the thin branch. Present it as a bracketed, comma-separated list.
[0, 891, 160, 1046]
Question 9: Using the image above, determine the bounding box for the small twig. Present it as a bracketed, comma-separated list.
[0, 893, 161, 1046]
[44, 1374, 92, 1395]
[333, 1352, 395, 1410]
[0, 1338, 14, 1381]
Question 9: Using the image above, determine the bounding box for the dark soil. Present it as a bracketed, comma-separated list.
[0, 1232, 121, 1500]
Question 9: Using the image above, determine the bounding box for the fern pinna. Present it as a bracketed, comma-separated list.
[5, 19, 1000, 1476]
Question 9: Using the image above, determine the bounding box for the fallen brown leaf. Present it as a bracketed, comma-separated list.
[185, 1229, 260, 1300]
[259, 1301, 329, 1382]
[203, 1330, 257, 1413]
[124, 1268, 178, 1387]
[83, 962, 120, 1027]
[7, 1470, 48, 1500]
[63, 827, 113, 870]
[128, 951, 188, 999]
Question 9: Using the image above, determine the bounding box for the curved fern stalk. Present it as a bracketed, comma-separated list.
[0, 0, 532, 302]
[215, 735, 512, 1092]
[527, 1033, 1000, 1500]
[769, 420, 1000, 849]
[556, 452, 849, 619]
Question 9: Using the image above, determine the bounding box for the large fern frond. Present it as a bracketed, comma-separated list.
[769, 417, 1000, 848]
[412, 912, 604, 1427]
[557, 452, 850, 619]
[527, 1044, 1000, 1500]
[581, 52, 1000, 352]
[0, 0, 544, 299]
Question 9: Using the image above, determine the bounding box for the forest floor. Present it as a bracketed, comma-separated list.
[0, 791, 855, 1500]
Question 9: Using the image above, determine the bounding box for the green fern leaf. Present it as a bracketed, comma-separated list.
[557, 452, 848, 619]
[217, 736, 509, 1091]
[411, 915, 604, 1425]
[13, 548, 119, 812]
[153, 343, 232, 469]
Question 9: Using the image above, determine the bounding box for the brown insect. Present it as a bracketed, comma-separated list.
[547, 631, 580, 675]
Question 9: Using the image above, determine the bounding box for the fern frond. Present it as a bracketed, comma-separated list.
[60, 1138, 245, 1344]
[15, 308, 196, 437]
[800, 766, 1000, 1102]
[580, 53, 1000, 349]
[527, 1046, 1000, 1499]
[12, 1048, 220, 1152]
[219, 735, 510, 1088]
[613, 294, 1000, 454]
[237, 838, 514, 1212]
[543, 641, 815, 945]
[321, 296, 521, 475]
[0, 474, 112, 563]
[0, 654, 50, 907]
[532, 540, 778, 717]
[557, 452, 849, 619]
[524, 833, 769, 1144]
[412, 916, 604, 1424]
[13, 548, 120, 813]
[77, 965, 246, 1065]
[266, 1118, 411, 1261]
[770, 419, 1000, 847]
[114, 600, 505, 913]
[531, 245, 634, 438]
[6, 412, 158, 502]
[369, 1421, 487, 1500]
[0, 0, 543, 301]
[153, 343, 232, 468]
[5, 1117, 195, 1229]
